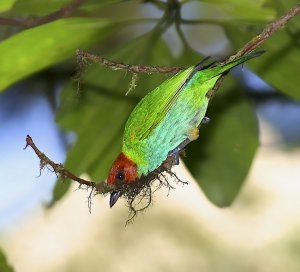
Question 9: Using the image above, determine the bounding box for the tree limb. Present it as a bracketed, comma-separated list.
[76, 49, 183, 75]
[24, 135, 113, 193]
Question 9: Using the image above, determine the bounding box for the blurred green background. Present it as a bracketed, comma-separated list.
[0, 0, 300, 271]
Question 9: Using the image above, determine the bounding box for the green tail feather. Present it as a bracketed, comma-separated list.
[202, 51, 265, 80]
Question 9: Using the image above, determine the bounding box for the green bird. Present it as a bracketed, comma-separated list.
[107, 51, 264, 207]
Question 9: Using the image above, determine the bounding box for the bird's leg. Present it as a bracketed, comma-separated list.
[167, 138, 190, 165]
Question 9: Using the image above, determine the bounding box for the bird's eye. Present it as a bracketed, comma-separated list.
[116, 170, 125, 181]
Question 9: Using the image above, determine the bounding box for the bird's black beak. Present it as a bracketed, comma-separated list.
[109, 191, 122, 208]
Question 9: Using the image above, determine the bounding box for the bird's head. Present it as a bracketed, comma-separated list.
[107, 152, 138, 207]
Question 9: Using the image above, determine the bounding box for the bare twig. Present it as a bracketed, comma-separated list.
[126, 73, 139, 96]
[24, 135, 113, 193]
[232, 3, 300, 59]
[210, 3, 300, 99]
[76, 49, 183, 75]
[0, 0, 84, 29]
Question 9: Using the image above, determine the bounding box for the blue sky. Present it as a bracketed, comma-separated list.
[0, 86, 65, 230]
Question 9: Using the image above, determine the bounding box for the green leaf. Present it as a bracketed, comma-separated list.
[189, 0, 275, 22]
[0, 248, 14, 272]
[0, 0, 16, 13]
[11, 0, 122, 16]
[0, 18, 119, 92]
[184, 78, 259, 207]
[51, 35, 174, 204]
[11, 0, 70, 16]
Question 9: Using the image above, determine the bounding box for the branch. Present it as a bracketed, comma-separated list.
[210, 3, 300, 99]
[76, 49, 183, 75]
[24, 135, 113, 194]
[0, 0, 84, 29]
[230, 3, 300, 60]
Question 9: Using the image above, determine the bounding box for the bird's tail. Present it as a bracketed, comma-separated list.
[203, 51, 265, 79]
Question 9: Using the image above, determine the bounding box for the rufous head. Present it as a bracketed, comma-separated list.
[107, 152, 138, 207]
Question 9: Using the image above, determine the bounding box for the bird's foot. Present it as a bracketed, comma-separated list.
[201, 116, 210, 125]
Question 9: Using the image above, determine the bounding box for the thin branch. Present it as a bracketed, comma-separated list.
[0, 0, 84, 29]
[210, 3, 300, 98]
[76, 49, 183, 75]
[24, 135, 113, 193]
[125, 73, 139, 96]
[230, 3, 300, 60]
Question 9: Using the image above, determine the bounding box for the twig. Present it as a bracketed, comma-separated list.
[24, 135, 113, 193]
[0, 0, 84, 29]
[125, 73, 139, 96]
[230, 3, 300, 60]
[210, 3, 300, 99]
[76, 49, 183, 75]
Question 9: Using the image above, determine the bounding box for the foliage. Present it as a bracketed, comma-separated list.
[0, 248, 14, 272]
[0, 1, 299, 208]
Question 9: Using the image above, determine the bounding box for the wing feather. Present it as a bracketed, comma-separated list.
[138, 57, 212, 140]
[123, 56, 215, 146]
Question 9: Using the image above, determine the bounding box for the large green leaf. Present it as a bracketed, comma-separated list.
[0, 18, 119, 92]
[11, 0, 122, 16]
[0, 0, 16, 13]
[0, 248, 14, 272]
[184, 78, 259, 207]
[51, 35, 174, 205]
[11, 0, 70, 16]
[185, 0, 275, 22]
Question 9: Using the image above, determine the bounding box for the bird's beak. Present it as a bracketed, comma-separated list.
[109, 191, 122, 208]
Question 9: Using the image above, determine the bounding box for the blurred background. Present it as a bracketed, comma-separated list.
[0, 0, 300, 271]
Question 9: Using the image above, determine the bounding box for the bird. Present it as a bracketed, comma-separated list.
[106, 51, 264, 207]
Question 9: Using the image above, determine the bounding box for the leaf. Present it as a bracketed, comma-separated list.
[0, 18, 119, 92]
[11, 0, 70, 16]
[0, 0, 16, 13]
[51, 35, 174, 204]
[11, 0, 122, 16]
[184, 0, 275, 22]
[0, 248, 14, 272]
[184, 78, 259, 207]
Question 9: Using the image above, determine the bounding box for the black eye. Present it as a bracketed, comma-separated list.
[116, 170, 125, 181]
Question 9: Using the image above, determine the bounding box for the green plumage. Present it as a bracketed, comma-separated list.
[122, 52, 263, 176]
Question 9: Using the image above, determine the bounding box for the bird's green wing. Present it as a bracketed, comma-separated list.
[124, 51, 264, 144]
[141, 57, 213, 139]
[124, 66, 196, 143]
